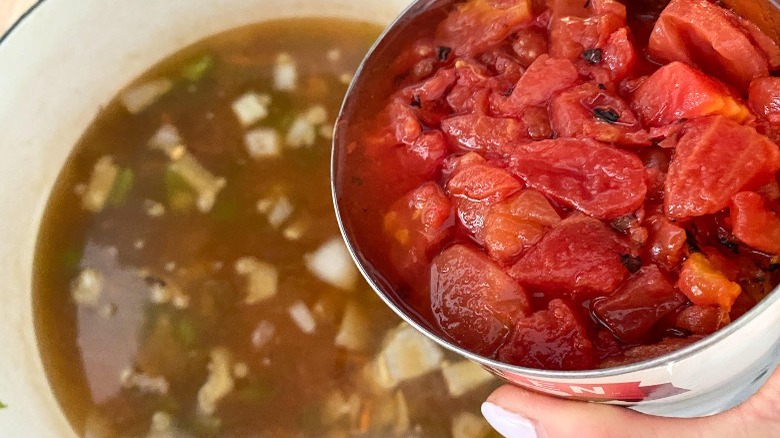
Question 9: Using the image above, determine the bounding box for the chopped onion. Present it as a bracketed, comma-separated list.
[168, 153, 226, 213]
[274, 53, 298, 91]
[120, 79, 173, 114]
[288, 300, 317, 334]
[305, 237, 358, 291]
[232, 92, 271, 127]
[256, 198, 273, 214]
[282, 217, 310, 241]
[339, 73, 354, 85]
[267, 196, 294, 229]
[232, 362, 249, 379]
[244, 128, 281, 159]
[394, 390, 411, 434]
[305, 105, 328, 125]
[197, 348, 235, 415]
[366, 323, 444, 390]
[321, 390, 361, 426]
[452, 412, 491, 438]
[148, 123, 183, 155]
[334, 302, 370, 351]
[234, 257, 278, 304]
[82, 156, 119, 212]
[326, 49, 342, 63]
[319, 124, 335, 140]
[285, 116, 317, 148]
[120, 369, 170, 395]
[441, 360, 496, 398]
[144, 199, 166, 217]
[71, 268, 103, 307]
[251, 320, 276, 350]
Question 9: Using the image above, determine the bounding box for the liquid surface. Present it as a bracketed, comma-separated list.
[35, 18, 499, 437]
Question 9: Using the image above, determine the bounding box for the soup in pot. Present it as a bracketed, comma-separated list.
[34, 18, 500, 438]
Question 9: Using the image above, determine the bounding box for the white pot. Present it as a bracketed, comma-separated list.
[0, 1, 410, 435]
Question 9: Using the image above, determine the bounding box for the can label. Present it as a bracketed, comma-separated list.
[490, 369, 690, 402]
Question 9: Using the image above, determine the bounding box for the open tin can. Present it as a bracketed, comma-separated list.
[332, 0, 780, 418]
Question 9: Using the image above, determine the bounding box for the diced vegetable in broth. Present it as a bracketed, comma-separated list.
[120, 78, 173, 114]
[34, 19, 499, 437]
[441, 361, 497, 398]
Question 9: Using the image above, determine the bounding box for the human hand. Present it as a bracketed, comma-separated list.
[481, 366, 780, 438]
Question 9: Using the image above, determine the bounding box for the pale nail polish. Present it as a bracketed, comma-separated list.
[481, 402, 538, 438]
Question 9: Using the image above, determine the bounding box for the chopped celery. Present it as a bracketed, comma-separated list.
[108, 168, 134, 206]
[62, 247, 82, 271]
[236, 378, 274, 404]
[212, 197, 239, 223]
[182, 54, 215, 82]
[176, 318, 198, 348]
[165, 167, 196, 212]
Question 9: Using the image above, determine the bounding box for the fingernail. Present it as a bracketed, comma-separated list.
[481, 402, 538, 438]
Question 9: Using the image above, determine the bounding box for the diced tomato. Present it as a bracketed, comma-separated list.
[397, 130, 449, 179]
[677, 253, 742, 311]
[447, 61, 494, 114]
[548, 0, 626, 61]
[497, 299, 595, 370]
[481, 49, 526, 85]
[446, 162, 523, 237]
[520, 106, 553, 140]
[730, 292, 758, 321]
[664, 116, 780, 219]
[402, 68, 458, 103]
[645, 215, 688, 270]
[389, 98, 422, 145]
[593, 265, 686, 342]
[600, 336, 703, 368]
[502, 138, 647, 219]
[550, 83, 649, 146]
[447, 162, 523, 202]
[441, 151, 487, 180]
[483, 189, 562, 262]
[730, 192, 780, 255]
[383, 183, 454, 276]
[494, 55, 579, 117]
[431, 244, 531, 355]
[390, 38, 437, 79]
[512, 27, 549, 68]
[749, 77, 780, 126]
[732, 14, 780, 70]
[631, 62, 751, 128]
[436, 0, 533, 57]
[441, 113, 528, 154]
[649, 0, 774, 91]
[509, 215, 630, 301]
[602, 27, 637, 81]
[593, 330, 623, 362]
[673, 306, 730, 336]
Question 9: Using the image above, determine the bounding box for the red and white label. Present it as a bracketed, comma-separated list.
[493, 370, 690, 402]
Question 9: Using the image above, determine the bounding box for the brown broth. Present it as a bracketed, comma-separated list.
[34, 18, 500, 437]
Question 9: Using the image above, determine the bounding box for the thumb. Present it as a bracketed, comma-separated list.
[481, 365, 780, 438]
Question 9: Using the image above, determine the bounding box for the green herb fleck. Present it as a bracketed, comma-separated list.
[108, 168, 134, 206]
[0, 400, 7, 409]
[181, 54, 215, 82]
[176, 318, 198, 348]
[165, 167, 196, 212]
[62, 247, 82, 271]
[212, 197, 239, 223]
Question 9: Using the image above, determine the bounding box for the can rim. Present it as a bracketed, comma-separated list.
[331, 0, 780, 380]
